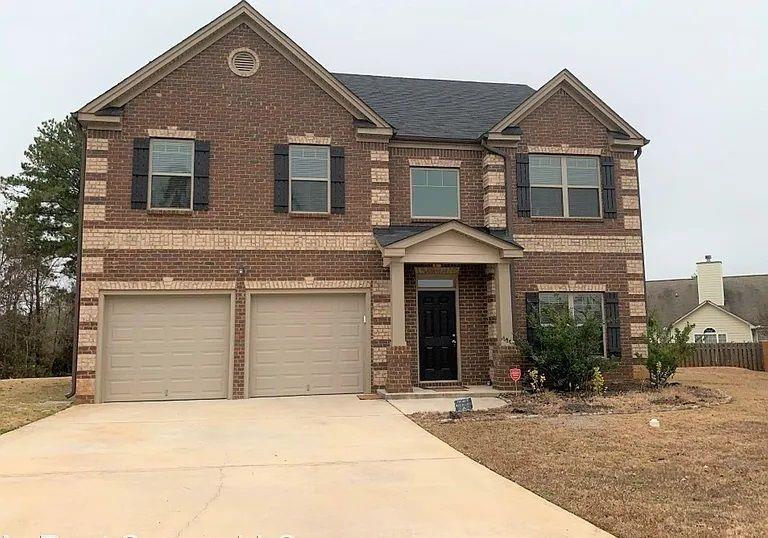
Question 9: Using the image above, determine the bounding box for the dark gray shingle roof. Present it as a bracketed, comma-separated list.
[646, 274, 768, 328]
[373, 224, 520, 248]
[333, 73, 535, 140]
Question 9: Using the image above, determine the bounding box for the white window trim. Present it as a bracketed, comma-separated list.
[530, 155, 602, 219]
[695, 328, 727, 343]
[148, 138, 194, 210]
[410, 167, 461, 220]
[539, 292, 607, 355]
[288, 144, 331, 214]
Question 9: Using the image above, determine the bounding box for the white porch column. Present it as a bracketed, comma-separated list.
[495, 262, 514, 344]
[390, 260, 406, 346]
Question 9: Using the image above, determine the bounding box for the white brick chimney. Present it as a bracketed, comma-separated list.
[696, 255, 724, 305]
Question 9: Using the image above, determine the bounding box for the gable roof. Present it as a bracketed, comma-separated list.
[646, 274, 768, 328]
[672, 300, 757, 329]
[77, 1, 390, 130]
[490, 69, 647, 143]
[373, 223, 521, 248]
[334, 73, 535, 141]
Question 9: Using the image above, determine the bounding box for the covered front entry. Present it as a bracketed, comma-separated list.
[418, 289, 458, 381]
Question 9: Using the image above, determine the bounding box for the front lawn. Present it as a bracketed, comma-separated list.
[0, 377, 71, 434]
[413, 367, 768, 538]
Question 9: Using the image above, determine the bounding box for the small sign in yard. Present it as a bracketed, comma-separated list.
[454, 397, 473, 413]
[509, 368, 522, 382]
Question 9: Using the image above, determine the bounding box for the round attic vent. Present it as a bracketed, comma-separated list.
[228, 48, 259, 77]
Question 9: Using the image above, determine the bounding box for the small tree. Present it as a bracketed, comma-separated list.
[517, 305, 617, 391]
[640, 314, 694, 388]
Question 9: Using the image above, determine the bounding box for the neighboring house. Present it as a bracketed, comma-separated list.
[73, 1, 649, 403]
[646, 257, 767, 343]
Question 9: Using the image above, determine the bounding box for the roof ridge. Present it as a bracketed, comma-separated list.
[333, 72, 533, 88]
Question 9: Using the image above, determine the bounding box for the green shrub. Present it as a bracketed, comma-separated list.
[517, 305, 617, 392]
[640, 315, 694, 388]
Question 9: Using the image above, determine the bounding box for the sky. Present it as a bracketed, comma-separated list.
[1, 0, 766, 280]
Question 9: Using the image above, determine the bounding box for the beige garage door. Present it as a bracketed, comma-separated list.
[249, 293, 367, 397]
[102, 295, 230, 402]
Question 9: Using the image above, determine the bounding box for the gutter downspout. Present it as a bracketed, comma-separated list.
[480, 138, 520, 343]
[67, 117, 86, 399]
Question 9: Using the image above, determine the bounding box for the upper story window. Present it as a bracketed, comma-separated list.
[149, 139, 194, 209]
[290, 145, 330, 213]
[411, 168, 459, 219]
[530, 155, 600, 218]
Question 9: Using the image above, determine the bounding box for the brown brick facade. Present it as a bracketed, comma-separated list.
[76, 18, 646, 402]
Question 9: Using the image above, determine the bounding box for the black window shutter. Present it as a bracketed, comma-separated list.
[525, 292, 539, 347]
[193, 141, 210, 210]
[274, 144, 289, 213]
[605, 292, 621, 357]
[516, 153, 530, 217]
[330, 146, 345, 214]
[601, 156, 617, 219]
[131, 138, 150, 209]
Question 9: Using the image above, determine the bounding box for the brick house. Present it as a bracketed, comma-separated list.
[73, 1, 649, 403]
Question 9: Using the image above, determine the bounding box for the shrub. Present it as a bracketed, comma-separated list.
[590, 367, 606, 395]
[640, 314, 694, 388]
[517, 305, 618, 392]
[527, 368, 546, 393]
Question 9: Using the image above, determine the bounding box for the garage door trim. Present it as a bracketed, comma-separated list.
[96, 290, 236, 404]
[245, 289, 372, 397]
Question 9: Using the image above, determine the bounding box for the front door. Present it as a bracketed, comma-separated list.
[418, 290, 458, 381]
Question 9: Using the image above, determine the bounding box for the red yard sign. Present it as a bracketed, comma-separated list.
[509, 367, 522, 383]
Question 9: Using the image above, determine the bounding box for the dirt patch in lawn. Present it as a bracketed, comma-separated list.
[413, 367, 768, 538]
[412, 383, 729, 422]
[0, 377, 71, 434]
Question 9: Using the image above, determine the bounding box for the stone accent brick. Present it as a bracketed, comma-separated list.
[628, 280, 645, 295]
[527, 145, 601, 155]
[84, 180, 107, 198]
[483, 191, 506, 209]
[630, 323, 647, 338]
[624, 215, 641, 229]
[537, 282, 607, 292]
[370, 150, 389, 162]
[373, 324, 391, 340]
[482, 170, 505, 188]
[371, 211, 390, 226]
[620, 158, 637, 170]
[482, 154, 504, 167]
[372, 346, 388, 362]
[76, 378, 95, 399]
[632, 343, 648, 358]
[371, 167, 389, 183]
[626, 259, 644, 274]
[85, 157, 107, 174]
[147, 128, 196, 139]
[78, 328, 97, 347]
[86, 138, 108, 151]
[77, 353, 96, 371]
[372, 300, 391, 318]
[81, 256, 104, 274]
[622, 195, 640, 210]
[80, 280, 237, 299]
[287, 133, 330, 145]
[621, 176, 638, 190]
[372, 279, 390, 295]
[246, 279, 370, 289]
[408, 157, 461, 168]
[83, 204, 106, 221]
[371, 189, 390, 205]
[82, 229, 377, 251]
[629, 301, 647, 317]
[79, 305, 99, 323]
[514, 234, 642, 253]
[485, 213, 506, 229]
[373, 368, 387, 387]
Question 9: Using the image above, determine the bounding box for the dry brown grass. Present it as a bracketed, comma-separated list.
[414, 367, 768, 538]
[0, 377, 71, 434]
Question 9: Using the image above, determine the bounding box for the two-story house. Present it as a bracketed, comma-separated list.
[72, 2, 648, 403]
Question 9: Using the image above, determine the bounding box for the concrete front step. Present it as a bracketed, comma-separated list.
[377, 385, 503, 400]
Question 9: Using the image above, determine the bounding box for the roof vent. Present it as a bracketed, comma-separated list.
[228, 48, 259, 77]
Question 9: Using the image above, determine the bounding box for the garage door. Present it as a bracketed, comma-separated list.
[249, 293, 367, 397]
[102, 295, 230, 402]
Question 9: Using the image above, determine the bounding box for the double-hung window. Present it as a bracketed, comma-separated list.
[530, 155, 600, 218]
[694, 328, 727, 343]
[410, 167, 460, 219]
[289, 145, 330, 213]
[539, 292, 606, 352]
[149, 139, 194, 209]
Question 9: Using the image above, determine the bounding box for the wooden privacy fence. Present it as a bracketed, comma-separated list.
[680, 342, 766, 371]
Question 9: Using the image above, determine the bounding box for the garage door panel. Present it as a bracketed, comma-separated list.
[249, 293, 367, 397]
[102, 295, 230, 402]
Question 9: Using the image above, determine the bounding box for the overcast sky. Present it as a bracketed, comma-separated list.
[1, 1, 766, 280]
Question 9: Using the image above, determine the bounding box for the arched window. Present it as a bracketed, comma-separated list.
[694, 327, 727, 343]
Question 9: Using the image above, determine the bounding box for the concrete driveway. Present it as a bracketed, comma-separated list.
[0, 396, 609, 537]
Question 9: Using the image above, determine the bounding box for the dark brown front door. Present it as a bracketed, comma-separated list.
[418, 290, 458, 381]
